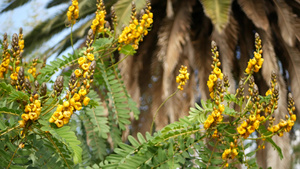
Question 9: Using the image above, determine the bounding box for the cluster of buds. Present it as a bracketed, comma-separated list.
[175, 65, 189, 90]
[91, 0, 107, 35]
[49, 30, 96, 128]
[16, 67, 25, 91]
[118, 1, 153, 50]
[67, 0, 79, 25]
[268, 93, 296, 136]
[207, 41, 224, 99]
[10, 29, 24, 86]
[0, 33, 10, 78]
[53, 76, 64, 97]
[245, 33, 264, 74]
[222, 142, 238, 167]
[28, 58, 38, 78]
[264, 72, 279, 117]
[204, 104, 224, 129]
[19, 94, 42, 128]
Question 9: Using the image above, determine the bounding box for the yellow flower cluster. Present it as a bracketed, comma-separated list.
[237, 114, 265, 139]
[268, 117, 295, 137]
[0, 34, 10, 78]
[204, 104, 224, 129]
[19, 98, 42, 128]
[27, 59, 38, 78]
[91, 0, 106, 34]
[50, 31, 95, 128]
[267, 94, 296, 137]
[118, 2, 153, 50]
[222, 142, 238, 161]
[245, 33, 264, 74]
[207, 41, 223, 99]
[67, 0, 79, 25]
[176, 65, 189, 90]
[49, 93, 88, 127]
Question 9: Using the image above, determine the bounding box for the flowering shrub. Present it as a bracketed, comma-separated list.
[0, 0, 295, 168]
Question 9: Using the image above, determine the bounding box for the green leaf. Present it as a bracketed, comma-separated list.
[266, 138, 283, 160]
[94, 38, 114, 48]
[246, 151, 256, 157]
[40, 121, 82, 164]
[200, 0, 232, 33]
[119, 44, 136, 55]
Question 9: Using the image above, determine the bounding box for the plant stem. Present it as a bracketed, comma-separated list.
[150, 89, 179, 135]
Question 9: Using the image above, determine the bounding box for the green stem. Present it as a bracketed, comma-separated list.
[150, 89, 179, 134]
[106, 54, 129, 70]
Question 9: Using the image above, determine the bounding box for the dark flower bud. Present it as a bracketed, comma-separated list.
[11, 33, 19, 52]
[87, 29, 94, 43]
[211, 41, 217, 50]
[25, 78, 31, 93]
[54, 76, 64, 96]
[35, 80, 39, 90]
[255, 33, 260, 40]
[89, 61, 96, 71]
[40, 82, 47, 96]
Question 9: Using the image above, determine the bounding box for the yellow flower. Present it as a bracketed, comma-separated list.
[250, 58, 256, 66]
[245, 67, 251, 74]
[209, 74, 217, 82]
[21, 114, 30, 121]
[82, 63, 89, 71]
[258, 58, 264, 66]
[83, 97, 90, 106]
[241, 121, 248, 128]
[49, 117, 55, 123]
[218, 104, 225, 112]
[87, 53, 94, 61]
[254, 52, 261, 59]
[18, 120, 25, 128]
[29, 112, 38, 120]
[207, 80, 214, 92]
[265, 89, 272, 96]
[247, 126, 255, 134]
[279, 120, 287, 128]
[55, 119, 64, 128]
[10, 73, 18, 80]
[291, 114, 296, 121]
[74, 69, 82, 77]
[249, 115, 256, 121]
[53, 111, 64, 120]
[254, 65, 261, 72]
[63, 118, 69, 124]
[253, 120, 260, 129]
[56, 104, 64, 112]
[78, 57, 86, 65]
[63, 111, 72, 118]
[70, 98, 76, 106]
[34, 100, 41, 108]
[73, 93, 80, 101]
[63, 101, 70, 108]
[237, 127, 246, 135]
[74, 102, 82, 110]
[213, 67, 221, 75]
[272, 125, 280, 132]
[79, 88, 87, 96]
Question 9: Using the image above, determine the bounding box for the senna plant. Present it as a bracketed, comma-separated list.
[0, 0, 296, 169]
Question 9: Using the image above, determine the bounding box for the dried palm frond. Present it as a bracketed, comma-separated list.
[237, 0, 269, 31]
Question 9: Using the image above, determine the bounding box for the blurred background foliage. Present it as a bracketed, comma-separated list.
[1, 0, 300, 168]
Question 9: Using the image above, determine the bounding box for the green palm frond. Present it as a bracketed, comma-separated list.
[200, 0, 232, 33]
